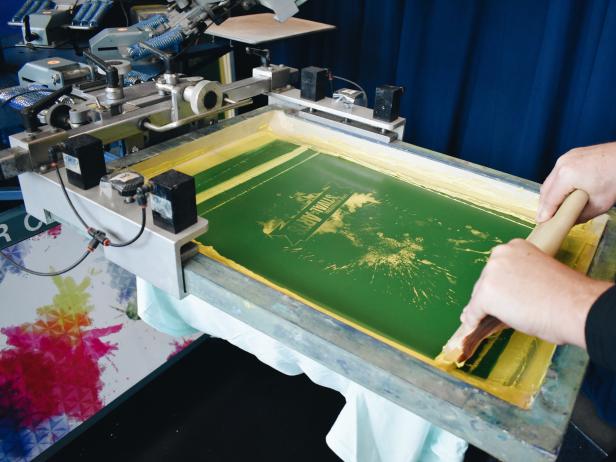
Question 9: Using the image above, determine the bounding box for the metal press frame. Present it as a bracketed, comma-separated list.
[112, 105, 616, 462]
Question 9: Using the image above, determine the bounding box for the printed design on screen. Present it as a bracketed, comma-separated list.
[259, 184, 478, 309]
[0, 273, 122, 461]
[190, 138, 532, 361]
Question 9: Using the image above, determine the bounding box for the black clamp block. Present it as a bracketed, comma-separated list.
[61, 134, 106, 190]
[301, 66, 329, 102]
[374, 85, 404, 122]
[150, 169, 197, 234]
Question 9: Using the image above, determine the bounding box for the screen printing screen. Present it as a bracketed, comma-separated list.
[134, 112, 605, 408]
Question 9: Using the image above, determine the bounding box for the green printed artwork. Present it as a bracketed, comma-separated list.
[194, 140, 533, 359]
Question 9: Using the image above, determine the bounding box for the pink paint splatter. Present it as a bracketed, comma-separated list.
[0, 275, 122, 431]
[31, 224, 62, 241]
[167, 338, 195, 360]
[46, 224, 62, 239]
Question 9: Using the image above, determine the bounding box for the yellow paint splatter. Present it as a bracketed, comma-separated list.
[315, 209, 344, 235]
[465, 224, 489, 239]
[314, 192, 380, 245]
[292, 191, 320, 206]
[345, 193, 380, 213]
[260, 218, 286, 236]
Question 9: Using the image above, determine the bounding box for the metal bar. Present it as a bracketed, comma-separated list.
[141, 99, 252, 133]
[297, 107, 399, 143]
[270, 88, 405, 132]
[221, 77, 271, 103]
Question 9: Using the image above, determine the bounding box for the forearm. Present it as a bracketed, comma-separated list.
[585, 284, 616, 371]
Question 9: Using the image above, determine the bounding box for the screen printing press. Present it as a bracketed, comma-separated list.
[1, 49, 615, 461]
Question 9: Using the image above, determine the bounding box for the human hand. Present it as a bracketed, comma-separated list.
[460, 239, 613, 348]
[537, 142, 616, 223]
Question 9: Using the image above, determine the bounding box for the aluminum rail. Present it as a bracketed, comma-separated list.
[141, 99, 253, 133]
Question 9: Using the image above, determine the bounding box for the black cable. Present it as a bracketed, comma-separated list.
[1, 144, 147, 276]
[118, 0, 130, 27]
[0, 89, 55, 108]
[0, 247, 91, 277]
[54, 163, 147, 247]
[0, 160, 99, 276]
[109, 207, 146, 247]
[55, 163, 90, 230]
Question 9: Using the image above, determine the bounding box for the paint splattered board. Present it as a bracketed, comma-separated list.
[132, 111, 606, 409]
[0, 208, 199, 461]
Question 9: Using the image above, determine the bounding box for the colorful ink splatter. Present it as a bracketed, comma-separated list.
[106, 262, 137, 306]
[45, 225, 62, 240]
[0, 209, 202, 460]
[31, 224, 63, 242]
[167, 338, 196, 360]
[0, 241, 30, 285]
[0, 275, 122, 461]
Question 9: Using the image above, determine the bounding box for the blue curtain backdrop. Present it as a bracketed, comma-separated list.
[1, 1, 615, 182]
[271, 0, 616, 183]
[0, 0, 22, 36]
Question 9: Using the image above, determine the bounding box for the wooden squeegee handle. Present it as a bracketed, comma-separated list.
[436, 189, 590, 367]
[526, 189, 589, 255]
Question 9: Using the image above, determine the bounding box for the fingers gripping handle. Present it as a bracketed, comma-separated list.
[436, 189, 590, 368]
[527, 189, 589, 256]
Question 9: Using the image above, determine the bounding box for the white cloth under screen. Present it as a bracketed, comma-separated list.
[137, 278, 467, 462]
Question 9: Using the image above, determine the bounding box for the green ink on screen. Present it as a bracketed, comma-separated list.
[193, 140, 532, 362]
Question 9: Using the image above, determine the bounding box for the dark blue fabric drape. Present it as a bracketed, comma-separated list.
[271, 0, 616, 182]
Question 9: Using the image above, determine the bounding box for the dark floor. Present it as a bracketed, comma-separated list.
[34, 336, 614, 462]
[40, 337, 345, 462]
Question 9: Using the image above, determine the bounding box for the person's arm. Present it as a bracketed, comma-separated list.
[585, 285, 616, 370]
[460, 239, 613, 349]
[460, 142, 616, 369]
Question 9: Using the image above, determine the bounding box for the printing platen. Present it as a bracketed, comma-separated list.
[134, 123, 604, 408]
